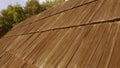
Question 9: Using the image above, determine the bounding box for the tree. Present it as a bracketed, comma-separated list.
[0, 0, 66, 38]
[24, 0, 42, 17]
[41, 0, 66, 9]
[0, 4, 25, 37]
[13, 4, 26, 25]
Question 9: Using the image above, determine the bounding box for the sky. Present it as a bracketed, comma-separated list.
[0, 0, 45, 10]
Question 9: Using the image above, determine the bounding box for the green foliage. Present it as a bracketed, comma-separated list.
[24, 0, 43, 17]
[13, 4, 26, 24]
[0, 0, 65, 38]
[42, 0, 65, 9]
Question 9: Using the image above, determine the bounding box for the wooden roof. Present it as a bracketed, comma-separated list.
[0, 0, 120, 68]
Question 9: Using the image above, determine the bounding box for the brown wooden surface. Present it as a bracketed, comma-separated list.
[0, 0, 120, 68]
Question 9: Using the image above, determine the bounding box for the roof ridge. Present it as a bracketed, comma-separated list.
[5, 18, 120, 38]
[35, 0, 97, 22]
[14, 0, 97, 28]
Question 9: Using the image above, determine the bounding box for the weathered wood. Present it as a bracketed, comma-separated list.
[0, 0, 120, 68]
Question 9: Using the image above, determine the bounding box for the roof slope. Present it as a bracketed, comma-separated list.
[0, 0, 120, 68]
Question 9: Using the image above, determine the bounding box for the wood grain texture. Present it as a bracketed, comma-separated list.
[0, 0, 120, 68]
